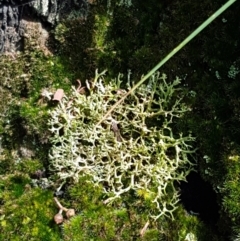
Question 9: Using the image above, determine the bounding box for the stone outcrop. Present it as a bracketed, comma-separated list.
[0, 2, 22, 53]
[0, 0, 58, 53]
[29, 0, 58, 25]
[0, 0, 90, 53]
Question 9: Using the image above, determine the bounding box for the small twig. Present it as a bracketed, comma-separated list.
[111, 119, 122, 142]
[54, 197, 68, 212]
[140, 220, 149, 237]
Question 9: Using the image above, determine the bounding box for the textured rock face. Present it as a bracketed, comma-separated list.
[29, 0, 58, 25]
[29, 0, 90, 25]
[0, 3, 22, 53]
[0, 0, 89, 53]
[0, 0, 58, 53]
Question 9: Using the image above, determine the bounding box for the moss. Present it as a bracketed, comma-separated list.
[159, 205, 223, 241]
[0, 34, 74, 175]
[54, 15, 96, 79]
[0, 19, 76, 240]
[66, 176, 104, 211]
[63, 185, 222, 241]
[0, 173, 30, 200]
[0, 184, 60, 241]
[16, 159, 43, 174]
[0, 0, 239, 239]
[63, 211, 117, 241]
[0, 150, 15, 174]
[219, 146, 240, 235]
[0, 53, 72, 140]
[63, 176, 153, 240]
[0, 162, 55, 239]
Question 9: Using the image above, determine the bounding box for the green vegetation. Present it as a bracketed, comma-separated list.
[0, 0, 240, 240]
[62, 176, 218, 241]
[0, 174, 60, 241]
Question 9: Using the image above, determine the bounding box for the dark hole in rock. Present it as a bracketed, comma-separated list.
[180, 172, 219, 226]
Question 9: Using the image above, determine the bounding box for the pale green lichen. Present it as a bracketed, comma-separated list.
[48, 70, 196, 220]
[228, 64, 240, 79]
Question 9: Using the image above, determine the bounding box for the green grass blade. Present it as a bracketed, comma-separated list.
[97, 0, 237, 126]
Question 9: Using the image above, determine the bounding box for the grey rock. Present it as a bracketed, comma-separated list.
[0, 3, 22, 53]
[0, 0, 90, 53]
[29, 0, 58, 25]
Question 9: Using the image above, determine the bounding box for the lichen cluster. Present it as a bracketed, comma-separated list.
[48, 70, 195, 220]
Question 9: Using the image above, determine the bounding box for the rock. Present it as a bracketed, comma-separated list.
[0, 3, 22, 53]
[29, 0, 58, 25]
[0, 0, 90, 53]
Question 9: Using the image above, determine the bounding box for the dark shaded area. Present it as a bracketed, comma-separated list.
[180, 172, 219, 226]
